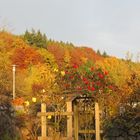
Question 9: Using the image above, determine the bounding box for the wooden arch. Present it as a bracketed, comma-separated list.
[38, 95, 101, 140]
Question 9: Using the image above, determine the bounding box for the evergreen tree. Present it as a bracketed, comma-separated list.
[97, 49, 101, 55]
[102, 51, 108, 57]
[23, 29, 48, 48]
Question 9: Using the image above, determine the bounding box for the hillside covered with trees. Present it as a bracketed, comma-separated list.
[0, 30, 140, 140]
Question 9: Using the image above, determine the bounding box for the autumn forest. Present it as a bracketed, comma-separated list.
[0, 30, 140, 140]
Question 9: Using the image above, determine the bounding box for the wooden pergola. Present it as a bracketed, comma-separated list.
[38, 95, 101, 140]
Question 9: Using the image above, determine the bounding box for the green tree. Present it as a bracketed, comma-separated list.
[97, 49, 101, 55]
[23, 29, 47, 48]
[102, 51, 108, 57]
[0, 96, 20, 140]
[103, 72, 140, 140]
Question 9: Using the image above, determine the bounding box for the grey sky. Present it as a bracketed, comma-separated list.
[0, 0, 140, 60]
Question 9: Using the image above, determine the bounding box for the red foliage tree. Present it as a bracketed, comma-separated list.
[58, 64, 115, 98]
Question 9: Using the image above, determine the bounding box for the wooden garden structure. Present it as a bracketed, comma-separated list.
[38, 95, 102, 140]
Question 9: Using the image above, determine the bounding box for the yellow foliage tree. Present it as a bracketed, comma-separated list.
[37, 48, 58, 69]
[96, 57, 131, 87]
[0, 51, 13, 95]
[16, 64, 58, 101]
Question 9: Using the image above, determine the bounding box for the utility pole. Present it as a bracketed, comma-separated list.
[12, 65, 16, 100]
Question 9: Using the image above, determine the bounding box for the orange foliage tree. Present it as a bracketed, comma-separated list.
[12, 47, 42, 69]
[47, 43, 65, 67]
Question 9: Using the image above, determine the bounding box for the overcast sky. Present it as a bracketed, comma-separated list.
[0, 0, 140, 60]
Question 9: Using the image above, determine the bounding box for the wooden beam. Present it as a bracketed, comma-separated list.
[79, 130, 95, 134]
[38, 112, 73, 116]
[78, 111, 95, 114]
[79, 130, 103, 134]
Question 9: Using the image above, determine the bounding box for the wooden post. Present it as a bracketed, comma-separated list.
[74, 104, 78, 140]
[41, 103, 47, 140]
[95, 102, 100, 140]
[66, 101, 73, 139]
